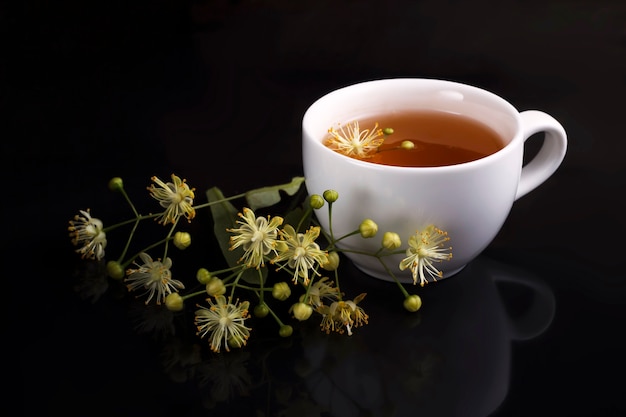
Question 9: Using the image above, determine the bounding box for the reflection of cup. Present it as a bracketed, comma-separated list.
[299, 256, 556, 417]
[302, 78, 567, 281]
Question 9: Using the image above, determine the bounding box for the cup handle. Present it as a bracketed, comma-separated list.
[515, 110, 567, 200]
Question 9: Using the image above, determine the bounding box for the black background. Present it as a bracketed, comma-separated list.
[8, 1, 626, 416]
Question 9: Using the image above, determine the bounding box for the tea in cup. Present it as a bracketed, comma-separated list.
[302, 78, 567, 282]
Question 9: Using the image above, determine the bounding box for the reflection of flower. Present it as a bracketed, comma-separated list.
[275, 392, 324, 417]
[273, 225, 328, 286]
[125, 252, 185, 305]
[161, 337, 203, 384]
[72, 259, 109, 302]
[195, 296, 252, 353]
[128, 301, 176, 340]
[325, 121, 385, 159]
[196, 349, 252, 405]
[68, 209, 107, 260]
[228, 207, 283, 268]
[298, 324, 386, 417]
[399, 225, 453, 286]
[148, 174, 196, 224]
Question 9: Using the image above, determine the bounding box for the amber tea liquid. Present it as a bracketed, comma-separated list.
[329, 110, 506, 167]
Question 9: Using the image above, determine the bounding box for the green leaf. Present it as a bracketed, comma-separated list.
[245, 176, 306, 211]
[206, 186, 267, 285]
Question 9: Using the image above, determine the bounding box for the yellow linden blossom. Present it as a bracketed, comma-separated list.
[272, 225, 328, 286]
[305, 277, 341, 308]
[228, 207, 284, 269]
[148, 174, 196, 225]
[68, 209, 107, 260]
[399, 225, 452, 286]
[326, 121, 385, 159]
[318, 293, 368, 336]
[194, 296, 251, 353]
[125, 252, 185, 305]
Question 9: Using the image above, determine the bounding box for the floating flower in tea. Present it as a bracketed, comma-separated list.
[325, 121, 385, 158]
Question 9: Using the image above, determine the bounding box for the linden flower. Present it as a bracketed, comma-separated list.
[306, 277, 341, 308]
[148, 174, 196, 225]
[228, 207, 284, 268]
[68, 209, 107, 260]
[326, 121, 385, 159]
[318, 293, 369, 336]
[399, 225, 453, 286]
[194, 296, 252, 353]
[272, 225, 328, 286]
[125, 252, 185, 305]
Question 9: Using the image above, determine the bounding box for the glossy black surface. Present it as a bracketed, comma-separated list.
[10, 1, 626, 416]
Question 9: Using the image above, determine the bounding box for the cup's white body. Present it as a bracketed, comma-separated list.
[302, 79, 566, 282]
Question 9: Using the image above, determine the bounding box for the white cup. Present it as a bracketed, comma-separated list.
[302, 78, 567, 282]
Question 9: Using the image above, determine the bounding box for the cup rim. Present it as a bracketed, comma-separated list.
[302, 77, 523, 172]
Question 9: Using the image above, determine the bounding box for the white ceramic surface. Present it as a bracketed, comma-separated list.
[302, 78, 567, 282]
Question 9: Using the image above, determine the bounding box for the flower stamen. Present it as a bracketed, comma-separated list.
[325, 121, 385, 159]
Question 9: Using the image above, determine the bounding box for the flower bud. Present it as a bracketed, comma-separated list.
[228, 334, 246, 349]
[205, 277, 226, 296]
[254, 303, 270, 318]
[108, 177, 124, 192]
[165, 293, 184, 311]
[359, 219, 378, 238]
[272, 282, 291, 301]
[106, 260, 125, 280]
[403, 294, 422, 312]
[196, 268, 212, 284]
[291, 302, 313, 321]
[323, 189, 339, 203]
[382, 127, 394, 135]
[400, 140, 415, 150]
[382, 232, 402, 250]
[309, 194, 325, 209]
[173, 232, 191, 250]
[279, 325, 293, 338]
[321, 251, 340, 271]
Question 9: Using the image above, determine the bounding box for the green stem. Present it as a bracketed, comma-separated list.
[117, 217, 140, 262]
[378, 257, 409, 298]
[121, 237, 173, 268]
[181, 289, 208, 301]
[327, 201, 335, 242]
[211, 264, 247, 276]
[332, 267, 343, 301]
[333, 229, 361, 243]
[192, 192, 247, 210]
[250, 290, 287, 328]
[103, 215, 158, 233]
[229, 269, 246, 300]
[334, 247, 380, 257]
[264, 300, 287, 327]
[120, 186, 139, 218]
[161, 218, 179, 260]
[230, 284, 273, 292]
[256, 268, 265, 303]
[296, 205, 313, 233]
